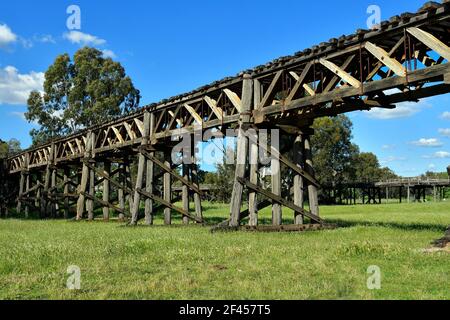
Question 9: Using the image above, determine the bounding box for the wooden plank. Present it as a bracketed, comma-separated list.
[136, 188, 203, 223]
[63, 167, 70, 219]
[365, 42, 406, 77]
[258, 70, 283, 110]
[183, 103, 203, 125]
[304, 135, 319, 218]
[76, 133, 92, 220]
[140, 149, 202, 194]
[163, 154, 171, 225]
[134, 118, 145, 136]
[145, 113, 155, 225]
[237, 177, 323, 224]
[293, 134, 304, 225]
[286, 62, 313, 103]
[257, 139, 320, 188]
[223, 89, 242, 113]
[229, 75, 252, 227]
[124, 122, 137, 140]
[319, 58, 361, 88]
[102, 161, 110, 221]
[407, 27, 450, 62]
[204, 96, 224, 120]
[182, 164, 189, 225]
[80, 191, 124, 214]
[111, 126, 125, 143]
[130, 111, 150, 225]
[271, 154, 282, 226]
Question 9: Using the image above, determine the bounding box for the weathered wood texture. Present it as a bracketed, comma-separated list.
[2, 3, 450, 229]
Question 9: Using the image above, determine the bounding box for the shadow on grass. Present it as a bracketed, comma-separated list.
[325, 218, 446, 233]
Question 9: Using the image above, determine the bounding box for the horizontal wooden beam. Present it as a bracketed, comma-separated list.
[237, 177, 323, 224]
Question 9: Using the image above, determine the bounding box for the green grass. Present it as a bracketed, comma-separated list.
[0, 202, 449, 300]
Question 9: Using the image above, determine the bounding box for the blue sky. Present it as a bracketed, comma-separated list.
[1, 0, 450, 176]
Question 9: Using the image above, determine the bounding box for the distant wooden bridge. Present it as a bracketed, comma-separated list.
[322, 178, 450, 205]
[2, 2, 450, 230]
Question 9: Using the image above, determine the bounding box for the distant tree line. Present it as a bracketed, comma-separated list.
[0, 139, 22, 158]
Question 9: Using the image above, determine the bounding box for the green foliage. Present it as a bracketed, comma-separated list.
[0, 138, 22, 158]
[312, 115, 357, 184]
[354, 152, 396, 182]
[312, 115, 397, 184]
[25, 47, 140, 145]
[204, 147, 236, 203]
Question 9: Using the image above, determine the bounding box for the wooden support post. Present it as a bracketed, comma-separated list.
[164, 151, 172, 225]
[182, 164, 189, 225]
[63, 167, 70, 219]
[17, 170, 25, 215]
[50, 167, 57, 218]
[293, 134, 305, 225]
[24, 171, 30, 218]
[131, 111, 151, 225]
[125, 161, 134, 216]
[145, 113, 156, 225]
[36, 176, 41, 211]
[76, 132, 93, 220]
[41, 164, 51, 218]
[229, 74, 252, 227]
[407, 185, 410, 203]
[304, 134, 319, 219]
[191, 136, 203, 221]
[399, 186, 403, 203]
[271, 144, 282, 226]
[118, 163, 125, 221]
[103, 161, 111, 221]
[248, 131, 259, 227]
[87, 162, 95, 221]
[386, 187, 389, 204]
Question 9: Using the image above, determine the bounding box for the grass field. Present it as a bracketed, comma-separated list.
[0, 202, 449, 300]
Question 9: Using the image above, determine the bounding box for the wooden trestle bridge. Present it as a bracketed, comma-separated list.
[1, 2, 450, 230]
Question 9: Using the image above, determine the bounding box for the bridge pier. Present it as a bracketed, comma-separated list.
[227, 74, 322, 229]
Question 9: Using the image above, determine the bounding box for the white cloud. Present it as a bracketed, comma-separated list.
[0, 66, 44, 105]
[438, 128, 450, 137]
[34, 34, 56, 44]
[0, 24, 17, 48]
[9, 111, 26, 120]
[63, 31, 106, 46]
[364, 100, 431, 120]
[428, 163, 436, 170]
[441, 111, 450, 120]
[101, 49, 116, 59]
[380, 156, 407, 164]
[423, 151, 450, 159]
[381, 144, 395, 150]
[410, 138, 443, 148]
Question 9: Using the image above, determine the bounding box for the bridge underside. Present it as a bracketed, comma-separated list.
[2, 2, 450, 229]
